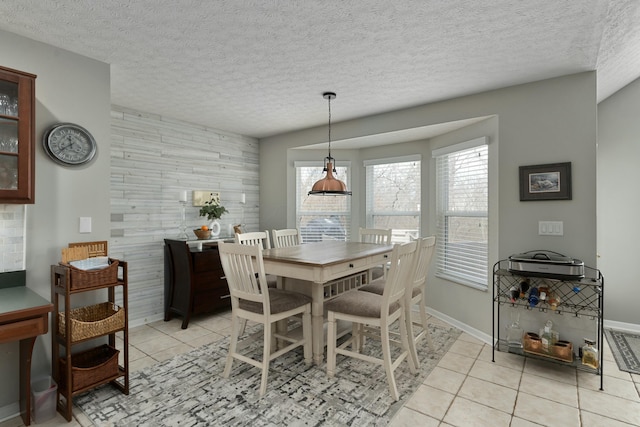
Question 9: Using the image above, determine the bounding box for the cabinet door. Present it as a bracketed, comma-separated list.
[0, 66, 36, 204]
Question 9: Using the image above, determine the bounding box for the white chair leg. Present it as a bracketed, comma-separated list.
[259, 321, 272, 396]
[327, 313, 337, 378]
[405, 302, 420, 369]
[380, 321, 399, 401]
[223, 314, 240, 378]
[351, 322, 361, 352]
[400, 309, 417, 374]
[418, 293, 433, 350]
[239, 318, 248, 336]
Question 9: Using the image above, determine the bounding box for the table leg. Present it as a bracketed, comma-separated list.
[275, 276, 287, 349]
[311, 282, 325, 365]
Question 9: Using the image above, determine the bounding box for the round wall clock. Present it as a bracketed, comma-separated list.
[43, 123, 97, 166]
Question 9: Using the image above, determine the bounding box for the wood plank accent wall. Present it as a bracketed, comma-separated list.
[110, 105, 259, 325]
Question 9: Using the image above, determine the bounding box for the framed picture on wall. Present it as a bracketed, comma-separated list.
[519, 162, 572, 201]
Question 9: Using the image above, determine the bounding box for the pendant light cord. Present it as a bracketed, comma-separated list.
[327, 95, 332, 161]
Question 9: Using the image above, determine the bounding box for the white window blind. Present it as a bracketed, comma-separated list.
[364, 155, 421, 243]
[434, 139, 488, 288]
[295, 161, 351, 242]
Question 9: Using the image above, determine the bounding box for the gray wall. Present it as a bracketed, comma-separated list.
[597, 76, 640, 328]
[260, 72, 598, 339]
[0, 31, 259, 418]
[0, 29, 111, 418]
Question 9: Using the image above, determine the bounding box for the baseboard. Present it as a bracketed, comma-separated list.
[0, 402, 19, 424]
[424, 307, 492, 345]
[419, 306, 640, 343]
[130, 313, 164, 329]
[603, 319, 640, 334]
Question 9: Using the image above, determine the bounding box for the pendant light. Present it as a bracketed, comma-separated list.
[308, 92, 352, 195]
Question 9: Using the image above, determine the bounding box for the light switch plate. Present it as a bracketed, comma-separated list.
[79, 217, 92, 233]
[538, 221, 563, 236]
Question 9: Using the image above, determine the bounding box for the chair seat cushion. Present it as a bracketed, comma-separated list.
[325, 290, 400, 318]
[361, 280, 423, 299]
[359, 278, 386, 295]
[370, 266, 385, 280]
[239, 289, 311, 315]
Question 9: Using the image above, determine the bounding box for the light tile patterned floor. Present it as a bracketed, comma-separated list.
[2, 311, 639, 426]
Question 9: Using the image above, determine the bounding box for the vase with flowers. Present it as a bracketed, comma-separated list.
[198, 199, 228, 238]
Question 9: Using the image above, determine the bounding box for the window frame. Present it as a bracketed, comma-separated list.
[433, 137, 489, 290]
[294, 160, 352, 242]
[364, 155, 421, 243]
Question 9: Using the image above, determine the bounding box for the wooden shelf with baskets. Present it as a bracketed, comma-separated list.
[51, 241, 129, 421]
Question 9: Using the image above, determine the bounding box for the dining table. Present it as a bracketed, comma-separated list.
[261, 240, 393, 365]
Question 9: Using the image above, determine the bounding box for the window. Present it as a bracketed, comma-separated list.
[433, 137, 488, 288]
[295, 161, 351, 242]
[364, 155, 421, 243]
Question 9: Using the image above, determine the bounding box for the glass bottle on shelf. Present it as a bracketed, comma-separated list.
[541, 320, 555, 354]
[506, 309, 524, 350]
[581, 338, 599, 369]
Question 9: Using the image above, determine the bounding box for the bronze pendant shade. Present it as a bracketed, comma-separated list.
[308, 92, 352, 196]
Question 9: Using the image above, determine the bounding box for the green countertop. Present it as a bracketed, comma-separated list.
[0, 286, 51, 317]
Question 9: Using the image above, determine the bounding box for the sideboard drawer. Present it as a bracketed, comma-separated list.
[0, 315, 48, 344]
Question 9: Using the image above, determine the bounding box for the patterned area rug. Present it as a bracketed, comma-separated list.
[604, 329, 640, 375]
[75, 323, 461, 426]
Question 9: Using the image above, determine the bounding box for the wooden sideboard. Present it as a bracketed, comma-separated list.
[164, 239, 231, 329]
[0, 278, 52, 426]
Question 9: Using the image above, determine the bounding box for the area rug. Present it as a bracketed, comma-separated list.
[75, 323, 461, 426]
[604, 328, 640, 375]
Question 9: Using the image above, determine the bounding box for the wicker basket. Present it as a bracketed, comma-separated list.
[58, 302, 124, 342]
[58, 344, 120, 391]
[65, 259, 119, 290]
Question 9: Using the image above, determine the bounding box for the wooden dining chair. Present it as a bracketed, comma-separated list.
[358, 227, 392, 245]
[325, 240, 418, 401]
[404, 236, 436, 367]
[235, 230, 272, 250]
[218, 242, 312, 396]
[358, 227, 392, 280]
[234, 230, 277, 335]
[359, 236, 437, 368]
[235, 230, 277, 287]
[271, 228, 302, 248]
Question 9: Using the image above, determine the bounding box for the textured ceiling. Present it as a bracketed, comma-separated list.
[1, 1, 639, 139]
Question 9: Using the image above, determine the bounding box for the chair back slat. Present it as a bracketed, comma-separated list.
[358, 228, 392, 244]
[219, 242, 269, 309]
[412, 236, 436, 291]
[382, 240, 418, 307]
[235, 231, 272, 249]
[272, 228, 302, 248]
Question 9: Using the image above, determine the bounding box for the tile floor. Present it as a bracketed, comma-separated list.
[2, 310, 639, 427]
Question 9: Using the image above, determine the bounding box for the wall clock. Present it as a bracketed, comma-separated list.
[43, 123, 97, 166]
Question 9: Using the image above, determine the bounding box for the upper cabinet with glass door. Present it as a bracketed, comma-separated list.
[0, 65, 36, 204]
